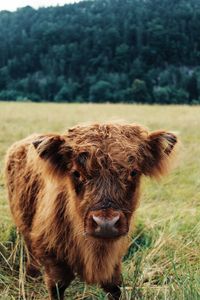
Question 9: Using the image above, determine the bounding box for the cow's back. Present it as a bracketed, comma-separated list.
[5, 135, 43, 235]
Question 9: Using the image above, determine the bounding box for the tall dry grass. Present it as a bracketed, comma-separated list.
[0, 102, 199, 299]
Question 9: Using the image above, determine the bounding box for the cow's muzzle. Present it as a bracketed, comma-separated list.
[85, 208, 128, 239]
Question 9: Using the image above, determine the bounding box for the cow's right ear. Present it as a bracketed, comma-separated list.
[33, 135, 73, 175]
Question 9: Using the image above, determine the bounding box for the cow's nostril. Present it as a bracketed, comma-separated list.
[114, 218, 121, 228]
[92, 216, 103, 233]
[92, 215, 106, 227]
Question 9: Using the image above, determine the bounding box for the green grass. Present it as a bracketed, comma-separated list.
[0, 102, 200, 299]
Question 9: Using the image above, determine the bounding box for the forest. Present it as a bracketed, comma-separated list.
[0, 0, 200, 103]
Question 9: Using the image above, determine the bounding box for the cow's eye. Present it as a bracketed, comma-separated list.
[73, 170, 81, 179]
[130, 169, 138, 177]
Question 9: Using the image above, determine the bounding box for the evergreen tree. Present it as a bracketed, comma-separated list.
[0, 0, 199, 103]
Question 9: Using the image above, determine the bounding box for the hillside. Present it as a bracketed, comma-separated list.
[0, 0, 200, 103]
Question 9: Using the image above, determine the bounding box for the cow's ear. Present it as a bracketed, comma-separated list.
[33, 135, 73, 174]
[142, 130, 178, 178]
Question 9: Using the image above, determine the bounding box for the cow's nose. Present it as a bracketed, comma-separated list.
[92, 214, 120, 238]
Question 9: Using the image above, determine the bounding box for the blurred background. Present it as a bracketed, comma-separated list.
[0, 0, 200, 104]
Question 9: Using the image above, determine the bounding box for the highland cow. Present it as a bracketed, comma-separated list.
[5, 123, 178, 300]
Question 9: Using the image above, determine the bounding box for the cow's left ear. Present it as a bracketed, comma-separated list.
[142, 130, 178, 178]
[33, 135, 73, 175]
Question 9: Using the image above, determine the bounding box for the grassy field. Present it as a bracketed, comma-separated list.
[0, 102, 200, 300]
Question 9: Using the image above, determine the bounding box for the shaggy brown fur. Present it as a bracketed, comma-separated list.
[5, 123, 178, 300]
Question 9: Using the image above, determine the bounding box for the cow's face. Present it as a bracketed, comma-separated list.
[68, 146, 142, 239]
[33, 124, 177, 240]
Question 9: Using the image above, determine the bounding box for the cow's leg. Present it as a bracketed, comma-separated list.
[24, 236, 41, 278]
[102, 283, 121, 300]
[44, 259, 74, 300]
[101, 264, 122, 300]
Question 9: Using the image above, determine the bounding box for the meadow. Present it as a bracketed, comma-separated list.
[0, 102, 199, 299]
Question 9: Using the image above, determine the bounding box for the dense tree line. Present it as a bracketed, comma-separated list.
[0, 0, 200, 103]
